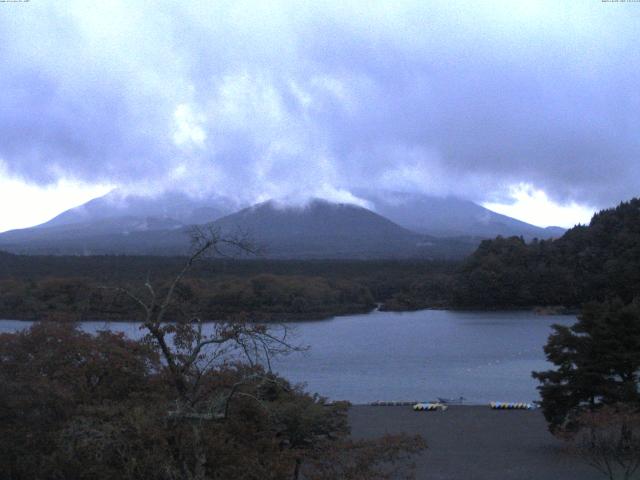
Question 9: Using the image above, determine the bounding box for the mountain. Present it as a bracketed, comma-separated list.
[38, 190, 237, 228]
[0, 189, 561, 258]
[0, 215, 185, 252]
[0, 190, 239, 256]
[0, 198, 476, 258]
[210, 199, 475, 259]
[356, 191, 565, 240]
[0, 220, 189, 256]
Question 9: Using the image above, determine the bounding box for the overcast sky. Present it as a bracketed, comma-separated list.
[1, 0, 638, 232]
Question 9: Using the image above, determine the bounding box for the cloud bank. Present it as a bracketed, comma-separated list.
[0, 0, 638, 209]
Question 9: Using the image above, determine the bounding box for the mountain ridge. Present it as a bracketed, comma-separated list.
[0, 191, 564, 258]
[37, 190, 238, 229]
[208, 198, 452, 259]
[356, 190, 565, 240]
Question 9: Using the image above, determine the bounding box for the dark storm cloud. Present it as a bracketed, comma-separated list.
[0, 1, 638, 207]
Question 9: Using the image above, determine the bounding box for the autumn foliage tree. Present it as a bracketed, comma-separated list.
[0, 322, 163, 479]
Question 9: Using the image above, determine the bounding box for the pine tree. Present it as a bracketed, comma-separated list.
[533, 299, 640, 432]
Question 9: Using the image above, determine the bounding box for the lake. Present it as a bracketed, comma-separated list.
[0, 309, 575, 404]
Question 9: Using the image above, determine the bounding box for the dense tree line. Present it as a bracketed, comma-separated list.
[453, 198, 640, 308]
[0, 253, 454, 283]
[0, 255, 456, 321]
[0, 275, 375, 322]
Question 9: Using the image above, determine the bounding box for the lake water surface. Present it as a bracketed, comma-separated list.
[0, 309, 575, 404]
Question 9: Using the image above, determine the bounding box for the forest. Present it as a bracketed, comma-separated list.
[0, 254, 456, 321]
[1, 198, 639, 321]
[452, 198, 640, 309]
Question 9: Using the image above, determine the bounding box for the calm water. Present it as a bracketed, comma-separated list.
[0, 310, 575, 404]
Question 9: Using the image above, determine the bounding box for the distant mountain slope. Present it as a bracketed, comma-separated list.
[39, 190, 237, 228]
[0, 223, 189, 256]
[356, 191, 565, 239]
[0, 190, 240, 255]
[0, 198, 477, 258]
[211, 199, 473, 259]
[1, 188, 565, 258]
[2, 188, 562, 258]
[0, 216, 185, 253]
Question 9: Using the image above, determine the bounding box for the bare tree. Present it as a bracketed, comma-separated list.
[114, 225, 300, 480]
[106, 225, 426, 480]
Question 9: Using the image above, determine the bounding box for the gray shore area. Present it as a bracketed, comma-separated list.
[349, 406, 604, 480]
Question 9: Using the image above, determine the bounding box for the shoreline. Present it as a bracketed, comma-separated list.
[0, 304, 578, 324]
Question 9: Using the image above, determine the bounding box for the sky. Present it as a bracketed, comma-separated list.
[0, 0, 638, 232]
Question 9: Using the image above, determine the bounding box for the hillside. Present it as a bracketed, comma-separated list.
[39, 190, 237, 228]
[0, 223, 191, 256]
[0, 190, 239, 256]
[357, 191, 565, 239]
[452, 198, 640, 307]
[211, 199, 474, 259]
[0, 198, 476, 259]
[0, 188, 566, 258]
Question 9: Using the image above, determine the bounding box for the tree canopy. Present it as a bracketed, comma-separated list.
[453, 198, 640, 308]
[533, 299, 640, 433]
